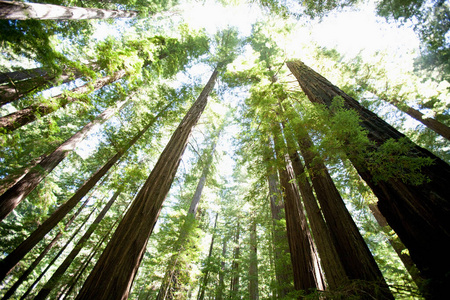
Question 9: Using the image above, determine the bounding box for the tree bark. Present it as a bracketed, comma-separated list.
[75, 67, 219, 300]
[0, 98, 127, 221]
[0, 99, 169, 281]
[266, 172, 294, 297]
[229, 221, 240, 299]
[287, 60, 450, 298]
[248, 219, 259, 300]
[34, 188, 122, 299]
[0, 1, 139, 20]
[0, 70, 126, 133]
[216, 237, 227, 300]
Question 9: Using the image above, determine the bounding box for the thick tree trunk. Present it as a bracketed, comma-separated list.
[0, 199, 88, 300]
[0, 155, 44, 196]
[287, 60, 450, 299]
[0, 67, 49, 84]
[0, 70, 126, 133]
[34, 188, 122, 299]
[248, 220, 259, 300]
[0, 100, 168, 281]
[19, 207, 97, 300]
[272, 133, 320, 293]
[75, 67, 219, 300]
[266, 172, 294, 297]
[197, 213, 219, 300]
[0, 98, 127, 221]
[229, 221, 240, 299]
[0, 1, 139, 20]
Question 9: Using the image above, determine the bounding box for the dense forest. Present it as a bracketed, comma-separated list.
[0, 0, 449, 299]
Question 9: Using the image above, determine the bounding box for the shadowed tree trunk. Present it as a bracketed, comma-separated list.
[229, 220, 240, 299]
[0, 70, 126, 133]
[287, 60, 450, 298]
[34, 188, 122, 299]
[0, 1, 139, 20]
[216, 237, 227, 300]
[198, 213, 219, 300]
[75, 66, 220, 300]
[266, 171, 294, 297]
[0, 101, 170, 281]
[248, 219, 259, 300]
[0, 99, 127, 221]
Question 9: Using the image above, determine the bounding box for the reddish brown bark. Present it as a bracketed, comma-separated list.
[248, 219, 259, 300]
[287, 60, 450, 298]
[75, 67, 219, 300]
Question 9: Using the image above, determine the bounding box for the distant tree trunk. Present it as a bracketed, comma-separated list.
[248, 219, 259, 300]
[216, 237, 227, 300]
[19, 207, 97, 300]
[198, 213, 219, 300]
[157, 140, 218, 300]
[0, 199, 89, 300]
[0, 1, 139, 20]
[0, 70, 126, 133]
[229, 221, 240, 299]
[75, 66, 220, 300]
[272, 133, 320, 293]
[287, 60, 450, 298]
[0, 100, 168, 281]
[266, 171, 294, 297]
[0, 99, 127, 222]
[34, 188, 122, 299]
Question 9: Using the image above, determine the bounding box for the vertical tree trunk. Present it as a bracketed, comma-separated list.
[0, 101, 168, 281]
[0, 98, 127, 221]
[272, 133, 319, 293]
[287, 60, 450, 298]
[34, 188, 122, 299]
[266, 172, 294, 297]
[198, 213, 219, 300]
[0, 70, 126, 133]
[0, 1, 139, 20]
[75, 67, 220, 300]
[216, 237, 227, 300]
[0, 199, 89, 300]
[229, 221, 240, 299]
[248, 219, 259, 300]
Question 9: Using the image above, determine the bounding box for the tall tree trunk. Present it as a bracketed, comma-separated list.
[19, 206, 97, 300]
[0, 98, 127, 221]
[157, 140, 218, 300]
[229, 221, 240, 299]
[0, 1, 139, 20]
[0, 67, 50, 84]
[0, 70, 126, 133]
[266, 172, 294, 297]
[216, 237, 227, 300]
[197, 213, 219, 300]
[0, 199, 89, 300]
[0, 100, 168, 281]
[75, 67, 220, 300]
[248, 219, 259, 300]
[272, 133, 319, 293]
[34, 188, 122, 299]
[287, 60, 450, 298]
[0, 155, 44, 196]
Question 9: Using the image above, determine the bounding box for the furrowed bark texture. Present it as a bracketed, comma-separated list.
[0, 1, 139, 20]
[287, 60, 450, 298]
[0, 99, 127, 222]
[272, 134, 319, 293]
[267, 172, 294, 297]
[248, 220, 259, 300]
[0, 70, 126, 133]
[34, 189, 121, 300]
[75, 68, 218, 300]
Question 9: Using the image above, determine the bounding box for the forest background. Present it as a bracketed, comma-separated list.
[0, 0, 449, 299]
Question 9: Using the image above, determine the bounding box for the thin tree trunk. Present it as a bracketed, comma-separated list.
[19, 206, 97, 300]
[0, 1, 139, 20]
[0, 70, 126, 133]
[216, 237, 227, 300]
[156, 140, 218, 300]
[75, 66, 220, 300]
[266, 171, 294, 297]
[229, 221, 240, 299]
[287, 60, 450, 298]
[34, 188, 122, 299]
[272, 133, 319, 293]
[248, 219, 259, 300]
[0, 98, 127, 221]
[198, 213, 219, 300]
[0, 199, 89, 300]
[0, 99, 169, 281]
